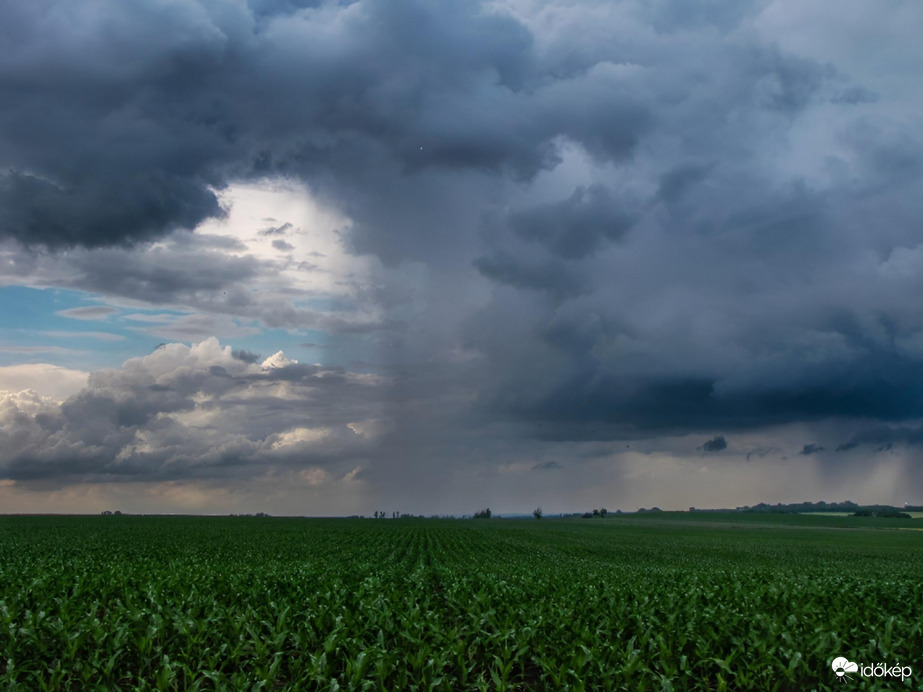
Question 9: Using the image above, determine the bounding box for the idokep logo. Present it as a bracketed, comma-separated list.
[831, 656, 912, 683]
[831, 657, 858, 681]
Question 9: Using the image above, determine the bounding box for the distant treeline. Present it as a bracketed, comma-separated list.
[737, 501, 860, 513]
[733, 501, 913, 518]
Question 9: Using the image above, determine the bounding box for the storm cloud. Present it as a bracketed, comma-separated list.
[2, 0, 923, 512]
[701, 436, 728, 453]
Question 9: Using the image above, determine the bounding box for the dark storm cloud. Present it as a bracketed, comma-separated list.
[473, 252, 587, 300]
[799, 444, 824, 456]
[475, 351, 923, 439]
[455, 14, 923, 437]
[510, 186, 635, 260]
[0, 0, 240, 247]
[532, 460, 562, 471]
[3, 0, 923, 451]
[746, 447, 779, 461]
[831, 85, 879, 105]
[701, 436, 727, 453]
[836, 426, 923, 451]
[656, 164, 714, 206]
[0, 171, 224, 248]
[0, 0, 654, 250]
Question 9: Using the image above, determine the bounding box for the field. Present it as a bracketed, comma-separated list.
[1, 513, 921, 690]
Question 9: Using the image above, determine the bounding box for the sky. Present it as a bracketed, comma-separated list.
[1, 0, 922, 515]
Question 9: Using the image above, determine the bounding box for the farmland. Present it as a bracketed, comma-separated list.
[1, 513, 921, 690]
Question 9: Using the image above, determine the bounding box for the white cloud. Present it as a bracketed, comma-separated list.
[271, 427, 331, 449]
[195, 180, 365, 296]
[347, 419, 385, 438]
[261, 351, 297, 369]
[0, 363, 89, 400]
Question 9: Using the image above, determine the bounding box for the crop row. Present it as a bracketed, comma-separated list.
[1, 516, 921, 690]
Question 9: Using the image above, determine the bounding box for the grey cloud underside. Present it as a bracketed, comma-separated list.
[509, 185, 636, 261]
[837, 425, 923, 451]
[3, 0, 923, 439]
[470, 333, 923, 438]
[0, 0, 645, 249]
[1, 239, 388, 334]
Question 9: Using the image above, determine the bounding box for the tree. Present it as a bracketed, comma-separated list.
[473, 508, 492, 519]
[533, 506, 543, 519]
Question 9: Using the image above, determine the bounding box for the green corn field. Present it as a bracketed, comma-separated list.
[1, 512, 921, 690]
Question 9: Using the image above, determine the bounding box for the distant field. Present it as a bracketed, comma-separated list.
[1, 513, 921, 690]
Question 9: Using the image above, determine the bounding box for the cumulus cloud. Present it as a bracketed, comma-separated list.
[0, 338, 387, 484]
[0, 363, 89, 400]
